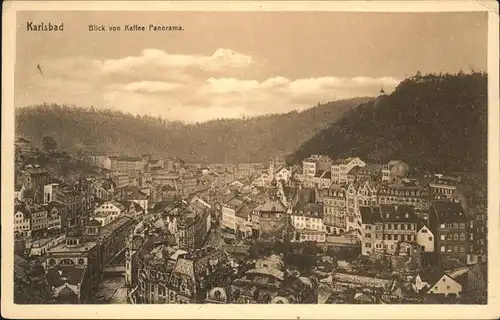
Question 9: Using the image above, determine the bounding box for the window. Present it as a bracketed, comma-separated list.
[365, 243, 371, 248]
[460, 233, 466, 241]
[460, 223, 465, 229]
[440, 235, 445, 241]
[440, 223, 446, 229]
[453, 245, 459, 252]
[453, 223, 459, 229]
[453, 233, 459, 241]
[459, 245, 465, 253]
[429, 236, 433, 241]
[394, 234, 399, 241]
[387, 224, 392, 230]
[387, 235, 392, 240]
[447, 233, 452, 240]
[446, 245, 452, 252]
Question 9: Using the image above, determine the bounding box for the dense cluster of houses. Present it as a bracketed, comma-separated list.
[13, 137, 487, 304]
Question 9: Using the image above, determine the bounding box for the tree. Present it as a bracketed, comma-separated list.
[42, 136, 58, 154]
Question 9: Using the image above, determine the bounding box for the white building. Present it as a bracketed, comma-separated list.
[14, 204, 31, 237]
[416, 271, 462, 298]
[291, 203, 326, 242]
[302, 155, 332, 178]
[221, 198, 244, 233]
[359, 206, 381, 256]
[43, 183, 60, 204]
[302, 159, 317, 178]
[275, 166, 291, 183]
[416, 224, 435, 252]
[252, 173, 271, 187]
[93, 201, 125, 226]
[331, 157, 366, 184]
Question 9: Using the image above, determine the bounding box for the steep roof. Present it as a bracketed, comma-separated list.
[380, 204, 417, 222]
[359, 206, 382, 224]
[293, 202, 323, 218]
[432, 201, 467, 222]
[418, 267, 444, 286]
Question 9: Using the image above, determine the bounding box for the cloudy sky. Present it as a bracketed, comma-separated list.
[15, 11, 487, 123]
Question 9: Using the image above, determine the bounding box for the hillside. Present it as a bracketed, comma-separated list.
[287, 72, 488, 174]
[15, 97, 370, 163]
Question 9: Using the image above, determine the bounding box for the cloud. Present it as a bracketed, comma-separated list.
[123, 81, 183, 93]
[17, 48, 401, 123]
[101, 48, 254, 76]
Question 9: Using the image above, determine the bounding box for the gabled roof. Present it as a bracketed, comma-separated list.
[418, 267, 444, 286]
[432, 201, 467, 222]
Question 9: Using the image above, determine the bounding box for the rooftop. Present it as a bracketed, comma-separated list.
[48, 240, 99, 254]
[359, 206, 382, 224]
[432, 201, 467, 222]
[380, 204, 417, 222]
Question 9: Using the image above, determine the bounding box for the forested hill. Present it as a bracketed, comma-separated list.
[15, 97, 370, 163]
[287, 72, 488, 174]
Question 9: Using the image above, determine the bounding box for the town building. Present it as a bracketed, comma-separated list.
[112, 172, 138, 189]
[428, 201, 471, 264]
[377, 180, 430, 216]
[429, 176, 461, 200]
[331, 157, 366, 184]
[220, 198, 244, 234]
[31, 204, 49, 237]
[345, 180, 378, 236]
[320, 185, 347, 235]
[359, 206, 381, 255]
[416, 224, 435, 253]
[46, 201, 64, 233]
[302, 155, 333, 178]
[252, 193, 289, 240]
[18, 167, 51, 202]
[109, 156, 144, 172]
[166, 248, 229, 304]
[95, 180, 116, 201]
[14, 200, 32, 237]
[92, 201, 125, 226]
[415, 268, 462, 298]
[291, 202, 325, 232]
[376, 204, 418, 254]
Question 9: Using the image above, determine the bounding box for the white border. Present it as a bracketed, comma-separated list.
[2, 1, 499, 319]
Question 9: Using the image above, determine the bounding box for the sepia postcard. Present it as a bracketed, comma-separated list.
[2, 1, 500, 319]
